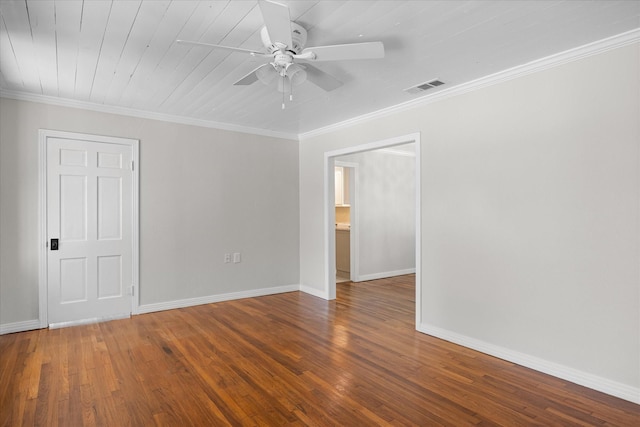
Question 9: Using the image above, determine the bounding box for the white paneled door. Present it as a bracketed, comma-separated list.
[45, 135, 136, 327]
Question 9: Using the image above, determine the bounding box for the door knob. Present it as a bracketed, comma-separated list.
[50, 238, 59, 250]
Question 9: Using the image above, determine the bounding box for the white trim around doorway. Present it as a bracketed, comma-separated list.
[323, 132, 422, 327]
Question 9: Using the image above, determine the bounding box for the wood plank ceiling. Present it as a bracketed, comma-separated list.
[1, 1, 639, 136]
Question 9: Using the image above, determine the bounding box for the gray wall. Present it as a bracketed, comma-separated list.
[0, 98, 300, 324]
[0, 38, 637, 403]
[299, 44, 639, 394]
[338, 148, 416, 280]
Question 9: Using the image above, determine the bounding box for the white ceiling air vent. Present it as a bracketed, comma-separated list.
[404, 79, 445, 94]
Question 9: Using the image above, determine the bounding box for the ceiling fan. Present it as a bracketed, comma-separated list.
[177, 0, 385, 108]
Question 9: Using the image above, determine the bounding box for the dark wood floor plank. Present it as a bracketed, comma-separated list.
[1, 275, 639, 426]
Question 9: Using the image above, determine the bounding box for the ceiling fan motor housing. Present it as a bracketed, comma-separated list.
[261, 21, 308, 55]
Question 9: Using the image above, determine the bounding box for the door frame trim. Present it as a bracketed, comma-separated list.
[323, 132, 421, 326]
[38, 129, 140, 328]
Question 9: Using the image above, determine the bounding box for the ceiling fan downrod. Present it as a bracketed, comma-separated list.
[282, 74, 286, 110]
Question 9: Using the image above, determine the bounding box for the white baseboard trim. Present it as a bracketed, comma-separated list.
[356, 268, 416, 282]
[299, 284, 329, 300]
[418, 323, 640, 404]
[0, 319, 42, 335]
[136, 284, 300, 314]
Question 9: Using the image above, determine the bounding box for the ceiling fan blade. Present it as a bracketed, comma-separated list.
[258, 0, 293, 48]
[301, 64, 343, 92]
[300, 41, 384, 62]
[176, 40, 264, 56]
[234, 64, 272, 86]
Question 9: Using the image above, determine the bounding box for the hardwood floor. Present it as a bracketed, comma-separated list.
[1, 275, 638, 426]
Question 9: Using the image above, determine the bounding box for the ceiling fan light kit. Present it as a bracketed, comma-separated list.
[177, 0, 385, 109]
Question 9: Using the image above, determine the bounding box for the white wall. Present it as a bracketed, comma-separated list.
[0, 98, 300, 326]
[338, 148, 415, 280]
[299, 43, 640, 400]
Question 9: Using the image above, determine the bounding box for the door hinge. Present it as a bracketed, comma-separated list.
[131, 161, 135, 171]
[130, 285, 135, 296]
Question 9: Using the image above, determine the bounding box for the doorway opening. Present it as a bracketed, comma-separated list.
[334, 161, 357, 284]
[324, 133, 421, 327]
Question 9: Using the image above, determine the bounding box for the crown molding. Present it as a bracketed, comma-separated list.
[2, 29, 637, 143]
[0, 89, 298, 141]
[299, 28, 640, 141]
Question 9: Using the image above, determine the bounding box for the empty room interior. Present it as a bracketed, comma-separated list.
[1, 0, 639, 425]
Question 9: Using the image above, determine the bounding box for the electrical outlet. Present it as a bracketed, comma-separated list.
[233, 253, 241, 263]
[224, 253, 231, 263]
